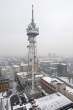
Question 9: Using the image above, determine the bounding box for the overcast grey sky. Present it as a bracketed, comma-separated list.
[0, 0, 73, 57]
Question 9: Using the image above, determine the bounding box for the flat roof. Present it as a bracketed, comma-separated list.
[35, 92, 72, 110]
[20, 63, 28, 66]
[35, 74, 43, 78]
[40, 60, 53, 63]
[50, 63, 67, 65]
[42, 76, 64, 85]
[48, 67, 57, 69]
[66, 86, 73, 95]
[12, 65, 19, 68]
[13, 103, 32, 110]
[60, 77, 73, 87]
[16, 72, 27, 76]
[17, 72, 44, 79]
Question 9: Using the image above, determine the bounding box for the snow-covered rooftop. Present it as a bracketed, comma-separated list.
[48, 67, 57, 69]
[35, 92, 72, 110]
[16, 72, 27, 77]
[17, 72, 43, 79]
[42, 77, 51, 83]
[35, 74, 43, 78]
[66, 86, 73, 95]
[12, 65, 19, 68]
[20, 63, 28, 66]
[61, 63, 67, 65]
[60, 77, 73, 87]
[13, 103, 32, 110]
[40, 60, 52, 63]
[42, 76, 64, 85]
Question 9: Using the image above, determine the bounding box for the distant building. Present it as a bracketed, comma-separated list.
[12, 65, 20, 73]
[0, 77, 9, 92]
[20, 63, 38, 73]
[57, 63, 67, 76]
[1, 66, 14, 80]
[39, 60, 52, 67]
[20, 63, 28, 72]
[50, 63, 67, 76]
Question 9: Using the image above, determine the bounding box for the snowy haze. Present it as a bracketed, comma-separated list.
[0, 0, 73, 57]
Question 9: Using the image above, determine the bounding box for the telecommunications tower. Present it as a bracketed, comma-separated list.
[26, 5, 39, 92]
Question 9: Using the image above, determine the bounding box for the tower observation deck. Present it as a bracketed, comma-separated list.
[26, 5, 39, 93]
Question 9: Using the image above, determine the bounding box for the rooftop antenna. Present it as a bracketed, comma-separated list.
[32, 4, 34, 23]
